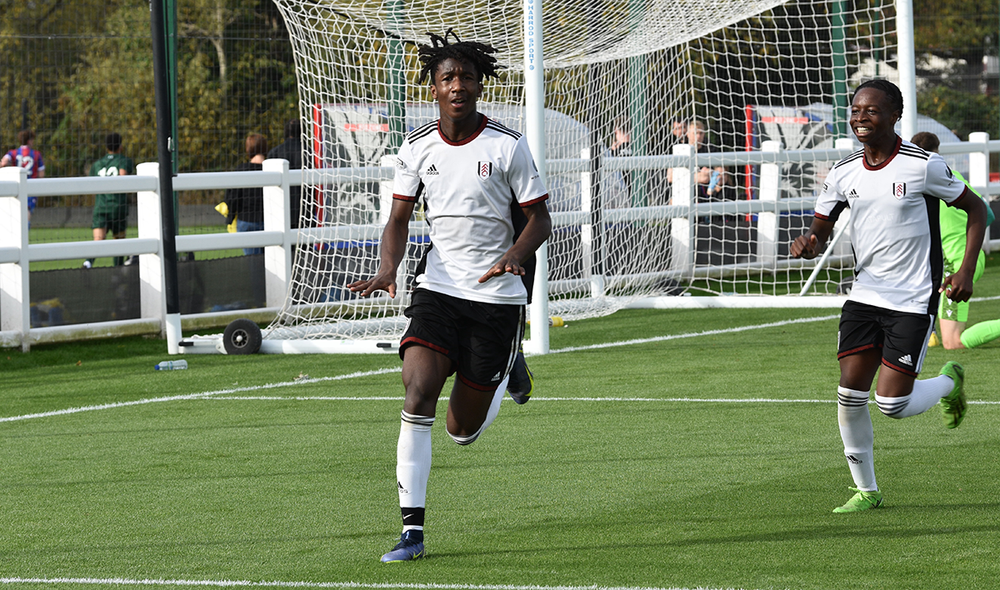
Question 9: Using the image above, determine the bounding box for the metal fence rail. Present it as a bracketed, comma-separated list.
[3, 134, 998, 351]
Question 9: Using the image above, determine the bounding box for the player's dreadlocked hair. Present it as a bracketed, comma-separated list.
[853, 79, 903, 117]
[417, 29, 502, 84]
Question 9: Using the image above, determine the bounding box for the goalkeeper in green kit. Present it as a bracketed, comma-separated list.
[911, 132, 999, 349]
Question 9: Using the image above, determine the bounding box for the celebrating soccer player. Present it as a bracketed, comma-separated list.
[348, 30, 551, 561]
[791, 79, 988, 513]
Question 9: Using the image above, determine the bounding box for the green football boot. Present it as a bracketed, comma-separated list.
[832, 487, 883, 513]
[939, 361, 966, 429]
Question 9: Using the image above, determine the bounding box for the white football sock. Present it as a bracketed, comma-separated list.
[449, 375, 508, 446]
[397, 410, 434, 530]
[838, 386, 877, 491]
[875, 375, 950, 419]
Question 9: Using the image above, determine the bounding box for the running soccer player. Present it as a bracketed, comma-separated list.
[348, 30, 551, 562]
[791, 79, 988, 513]
[909, 131, 1000, 350]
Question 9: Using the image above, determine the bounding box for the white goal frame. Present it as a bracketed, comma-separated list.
[237, 0, 923, 355]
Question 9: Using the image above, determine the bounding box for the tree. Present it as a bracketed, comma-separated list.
[913, 0, 999, 136]
[913, 0, 997, 95]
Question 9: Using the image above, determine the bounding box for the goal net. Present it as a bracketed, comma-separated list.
[265, 0, 896, 344]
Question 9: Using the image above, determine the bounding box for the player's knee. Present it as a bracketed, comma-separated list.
[447, 426, 480, 446]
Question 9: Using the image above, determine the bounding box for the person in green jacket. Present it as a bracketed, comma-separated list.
[911, 132, 999, 349]
[85, 132, 136, 268]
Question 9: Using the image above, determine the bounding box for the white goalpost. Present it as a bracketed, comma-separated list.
[251, 0, 903, 354]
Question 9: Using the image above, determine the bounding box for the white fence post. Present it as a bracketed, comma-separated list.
[756, 140, 782, 268]
[670, 143, 693, 274]
[0, 166, 31, 350]
[263, 158, 292, 307]
[136, 162, 166, 335]
[968, 132, 991, 253]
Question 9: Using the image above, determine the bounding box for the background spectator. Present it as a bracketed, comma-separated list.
[84, 132, 136, 268]
[1, 129, 45, 225]
[225, 133, 268, 255]
[267, 119, 304, 229]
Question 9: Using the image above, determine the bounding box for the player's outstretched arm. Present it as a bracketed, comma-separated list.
[479, 201, 552, 283]
[940, 191, 989, 302]
[348, 199, 416, 298]
[791, 217, 835, 260]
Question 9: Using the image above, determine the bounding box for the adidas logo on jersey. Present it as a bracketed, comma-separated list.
[898, 354, 913, 366]
[426, 164, 439, 175]
[847, 188, 860, 200]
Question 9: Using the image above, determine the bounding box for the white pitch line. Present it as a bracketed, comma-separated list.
[0, 367, 400, 424]
[0, 577, 750, 590]
[5, 312, 996, 424]
[546, 314, 838, 354]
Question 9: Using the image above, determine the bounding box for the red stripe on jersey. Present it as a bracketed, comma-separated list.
[520, 193, 549, 207]
[946, 186, 972, 207]
[393, 193, 418, 202]
[437, 115, 489, 147]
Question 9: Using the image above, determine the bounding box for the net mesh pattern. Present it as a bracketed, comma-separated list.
[266, 0, 895, 341]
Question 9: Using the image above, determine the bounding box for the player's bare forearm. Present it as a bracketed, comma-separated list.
[347, 199, 414, 297]
[791, 217, 834, 259]
[478, 201, 552, 283]
[942, 193, 989, 302]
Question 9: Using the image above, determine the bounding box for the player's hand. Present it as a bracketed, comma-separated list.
[478, 256, 525, 283]
[347, 271, 397, 298]
[790, 234, 819, 259]
[940, 270, 974, 303]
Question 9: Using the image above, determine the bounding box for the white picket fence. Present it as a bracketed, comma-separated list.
[2, 133, 998, 351]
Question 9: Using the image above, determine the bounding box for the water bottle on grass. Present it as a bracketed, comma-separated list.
[154, 360, 188, 371]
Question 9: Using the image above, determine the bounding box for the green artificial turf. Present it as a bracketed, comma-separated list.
[3, 290, 1000, 589]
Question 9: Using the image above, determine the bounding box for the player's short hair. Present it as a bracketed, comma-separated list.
[245, 133, 268, 157]
[17, 129, 35, 145]
[106, 132, 123, 153]
[853, 79, 903, 117]
[284, 119, 300, 140]
[910, 131, 939, 153]
[417, 29, 501, 84]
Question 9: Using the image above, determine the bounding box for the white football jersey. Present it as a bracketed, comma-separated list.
[393, 116, 549, 305]
[815, 137, 970, 314]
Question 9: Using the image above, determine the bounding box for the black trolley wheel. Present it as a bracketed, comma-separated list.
[223, 318, 262, 355]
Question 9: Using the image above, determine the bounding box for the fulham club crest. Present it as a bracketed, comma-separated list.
[478, 161, 493, 179]
[892, 182, 906, 199]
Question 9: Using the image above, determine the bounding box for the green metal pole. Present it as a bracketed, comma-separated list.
[385, 0, 406, 153]
[831, 0, 849, 139]
[163, 0, 180, 230]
